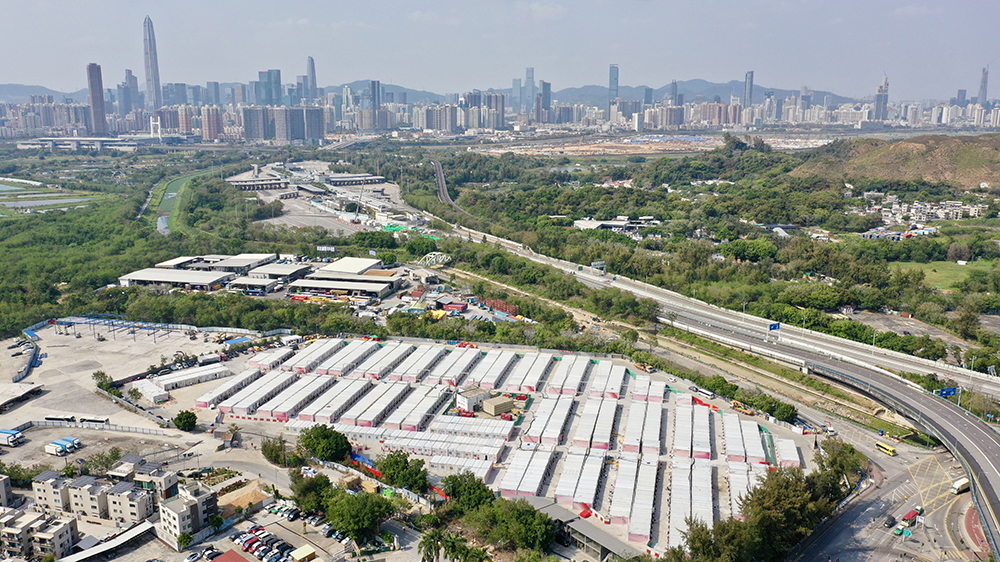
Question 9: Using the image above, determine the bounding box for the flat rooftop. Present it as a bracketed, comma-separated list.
[249, 263, 314, 276]
[318, 257, 382, 275]
[155, 256, 197, 268]
[119, 268, 234, 285]
[288, 279, 392, 292]
[306, 270, 402, 283]
[212, 253, 276, 269]
[227, 277, 277, 288]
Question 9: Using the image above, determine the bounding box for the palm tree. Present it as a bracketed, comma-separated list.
[460, 546, 489, 562]
[441, 533, 467, 562]
[418, 529, 444, 562]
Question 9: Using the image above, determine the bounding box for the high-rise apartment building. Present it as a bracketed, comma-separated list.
[306, 57, 317, 102]
[873, 76, 889, 121]
[744, 71, 754, 106]
[86, 63, 107, 135]
[143, 16, 162, 109]
[117, 70, 139, 117]
[201, 106, 223, 141]
[668, 80, 678, 105]
[979, 66, 990, 109]
[205, 82, 220, 106]
[608, 64, 619, 112]
[511, 78, 521, 113]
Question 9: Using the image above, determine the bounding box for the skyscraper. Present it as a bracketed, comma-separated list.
[117, 69, 139, 117]
[524, 68, 535, 115]
[369, 80, 381, 110]
[979, 66, 989, 109]
[744, 71, 754, 106]
[668, 80, 678, 105]
[87, 63, 107, 135]
[873, 76, 889, 121]
[306, 57, 317, 103]
[608, 64, 619, 111]
[143, 16, 162, 109]
[511, 78, 522, 113]
[540, 81, 551, 111]
[643, 87, 653, 106]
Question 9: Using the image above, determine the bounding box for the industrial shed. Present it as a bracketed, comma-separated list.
[287, 279, 394, 299]
[118, 269, 234, 290]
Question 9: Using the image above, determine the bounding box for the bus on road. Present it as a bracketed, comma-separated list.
[875, 442, 897, 456]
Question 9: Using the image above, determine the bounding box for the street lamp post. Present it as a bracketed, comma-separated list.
[872, 332, 877, 356]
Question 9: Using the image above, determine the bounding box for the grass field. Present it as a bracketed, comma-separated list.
[894, 259, 996, 289]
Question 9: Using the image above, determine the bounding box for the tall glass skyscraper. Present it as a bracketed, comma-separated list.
[143, 16, 162, 109]
[609, 64, 619, 111]
[87, 63, 107, 135]
[744, 71, 754, 107]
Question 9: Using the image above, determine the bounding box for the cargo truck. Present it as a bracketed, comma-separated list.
[45, 443, 67, 456]
[62, 436, 81, 449]
[52, 438, 76, 452]
[952, 477, 970, 494]
[0, 429, 24, 447]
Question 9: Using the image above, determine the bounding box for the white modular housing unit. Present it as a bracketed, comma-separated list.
[320, 340, 380, 376]
[154, 364, 231, 391]
[628, 457, 660, 544]
[588, 361, 612, 398]
[691, 458, 714, 526]
[545, 356, 575, 396]
[476, 350, 517, 390]
[723, 413, 745, 462]
[775, 438, 801, 467]
[298, 378, 370, 422]
[674, 403, 692, 458]
[381, 431, 505, 461]
[281, 339, 346, 373]
[742, 420, 766, 464]
[648, 380, 667, 402]
[505, 353, 539, 391]
[428, 416, 515, 440]
[499, 448, 534, 498]
[221, 371, 298, 416]
[572, 453, 605, 511]
[668, 458, 692, 547]
[134, 379, 169, 403]
[395, 346, 445, 382]
[428, 456, 495, 481]
[523, 397, 559, 444]
[604, 365, 627, 399]
[632, 375, 650, 401]
[561, 358, 590, 395]
[519, 352, 552, 393]
[195, 368, 262, 408]
[257, 374, 336, 419]
[591, 398, 619, 450]
[622, 402, 646, 453]
[692, 405, 712, 459]
[515, 448, 555, 497]
[248, 348, 295, 370]
[382, 386, 437, 430]
[465, 350, 503, 388]
[642, 401, 663, 455]
[609, 457, 639, 525]
[728, 461, 750, 519]
[355, 342, 415, 379]
[572, 398, 602, 449]
[340, 381, 409, 426]
[553, 453, 587, 504]
[540, 396, 575, 446]
[399, 388, 450, 431]
[443, 348, 487, 386]
[425, 348, 480, 386]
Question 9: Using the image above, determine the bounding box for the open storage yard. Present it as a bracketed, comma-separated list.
[5, 322, 818, 555]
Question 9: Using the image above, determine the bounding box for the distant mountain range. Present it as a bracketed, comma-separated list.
[0, 79, 855, 107]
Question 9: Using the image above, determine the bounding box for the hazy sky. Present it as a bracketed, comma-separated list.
[3, 0, 997, 101]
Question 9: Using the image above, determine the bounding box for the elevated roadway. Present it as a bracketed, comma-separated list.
[444, 222, 1000, 557]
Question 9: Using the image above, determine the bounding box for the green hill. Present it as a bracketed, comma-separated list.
[792, 134, 1000, 189]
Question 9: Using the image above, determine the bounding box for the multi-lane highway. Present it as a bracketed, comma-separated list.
[442, 222, 1000, 557]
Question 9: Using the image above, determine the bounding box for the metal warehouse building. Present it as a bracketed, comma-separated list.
[287, 279, 393, 299]
[118, 269, 234, 290]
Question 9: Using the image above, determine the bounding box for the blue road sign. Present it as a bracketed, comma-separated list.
[903, 529, 912, 537]
[769, 323, 780, 331]
[939, 387, 958, 397]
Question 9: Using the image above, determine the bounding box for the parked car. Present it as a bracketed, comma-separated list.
[185, 554, 201, 562]
[883, 515, 896, 528]
[206, 553, 223, 561]
[286, 509, 300, 521]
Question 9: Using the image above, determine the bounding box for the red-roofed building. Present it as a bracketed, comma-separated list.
[214, 549, 251, 562]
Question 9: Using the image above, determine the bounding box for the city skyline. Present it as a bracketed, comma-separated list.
[1, 1, 997, 101]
